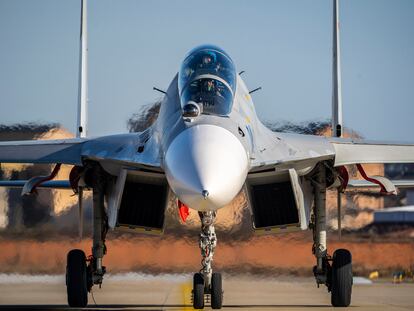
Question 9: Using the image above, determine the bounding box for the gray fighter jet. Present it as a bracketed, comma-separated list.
[1, 0, 414, 308]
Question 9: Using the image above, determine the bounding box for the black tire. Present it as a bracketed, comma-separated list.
[66, 249, 88, 308]
[211, 272, 223, 309]
[331, 249, 353, 307]
[193, 273, 205, 309]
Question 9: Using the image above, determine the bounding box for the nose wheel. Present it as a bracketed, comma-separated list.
[193, 272, 223, 310]
[192, 211, 223, 309]
[193, 273, 205, 309]
[211, 272, 223, 309]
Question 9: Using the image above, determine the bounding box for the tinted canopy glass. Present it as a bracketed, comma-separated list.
[179, 45, 236, 116]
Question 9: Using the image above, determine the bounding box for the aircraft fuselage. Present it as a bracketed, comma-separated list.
[155, 45, 257, 211]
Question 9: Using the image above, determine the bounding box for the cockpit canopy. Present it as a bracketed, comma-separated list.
[178, 45, 236, 116]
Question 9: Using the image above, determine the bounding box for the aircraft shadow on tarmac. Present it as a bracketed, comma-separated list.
[0, 304, 333, 310]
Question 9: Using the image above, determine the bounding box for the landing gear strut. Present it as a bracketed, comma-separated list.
[193, 211, 223, 309]
[66, 163, 108, 308]
[310, 163, 353, 307]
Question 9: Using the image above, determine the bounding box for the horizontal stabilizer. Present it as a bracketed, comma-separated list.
[348, 179, 414, 189]
[0, 180, 71, 189]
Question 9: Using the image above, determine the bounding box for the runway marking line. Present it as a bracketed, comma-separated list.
[181, 282, 194, 310]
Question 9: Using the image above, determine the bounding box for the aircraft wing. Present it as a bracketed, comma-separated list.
[250, 129, 414, 172]
[0, 132, 162, 169]
[246, 130, 414, 233]
[250, 130, 336, 172]
[0, 138, 85, 165]
[80, 133, 162, 169]
[329, 137, 414, 166]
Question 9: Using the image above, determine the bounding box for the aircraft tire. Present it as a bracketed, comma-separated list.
[211, 272, 223, 309]
[66, 249, 88, 308]
[193, 273, 205, 309]
[331, 249, 352, 307]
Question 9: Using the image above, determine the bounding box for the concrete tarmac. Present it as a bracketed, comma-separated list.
[0, 274, 413, 310]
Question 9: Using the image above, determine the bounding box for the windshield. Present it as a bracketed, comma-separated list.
[178, 45, 236, 116]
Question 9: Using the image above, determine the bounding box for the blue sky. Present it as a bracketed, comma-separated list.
[0, 0, 413, 141]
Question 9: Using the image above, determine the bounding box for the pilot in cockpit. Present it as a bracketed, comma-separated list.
[203, 55, 212, 65]
[201, 52, 217, 68]
[206, 80, 214, 92]
[179, 45, 237, 116]
[202, 80, 221, 97]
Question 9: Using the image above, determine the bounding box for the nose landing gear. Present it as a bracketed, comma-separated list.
[193, 211, 223, 309]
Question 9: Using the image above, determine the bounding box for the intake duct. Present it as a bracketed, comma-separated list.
[249, 181, 299, 228]
[246, 168, 309, 234]
[117, 181, 167, 232]
[107, 169, 170, 234]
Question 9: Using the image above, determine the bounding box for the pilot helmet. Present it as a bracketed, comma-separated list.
[202, 51, 217, 65]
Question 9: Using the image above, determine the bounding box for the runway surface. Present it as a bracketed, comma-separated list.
[0, 273, 413, 310]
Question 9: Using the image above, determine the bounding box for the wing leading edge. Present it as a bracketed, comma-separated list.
[0, 138, 85, 165]
[0, 132, 162, 171]
[329, 138, 414, 166]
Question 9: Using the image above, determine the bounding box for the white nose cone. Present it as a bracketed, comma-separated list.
[164, 124, 248, 211]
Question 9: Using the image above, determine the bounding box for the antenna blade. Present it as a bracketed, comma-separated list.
[77, 0, 88, 138]
[332, 0, 343, 138]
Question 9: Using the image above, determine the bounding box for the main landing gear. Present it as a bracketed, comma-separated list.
[66, 164, 108, 308]
[193, 211, 223, 309]
[310, 163, 353, 307]
[66, 249, 89, 307]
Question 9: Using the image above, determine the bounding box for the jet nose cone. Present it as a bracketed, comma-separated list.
[164, 124, 249, 211]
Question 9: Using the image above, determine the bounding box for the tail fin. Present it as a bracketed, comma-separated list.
[332, 0, 344, 240]
[77, 0, 88, 138]
[332, 0, 343, 138]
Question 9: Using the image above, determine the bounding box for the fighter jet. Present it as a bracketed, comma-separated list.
[1, 0, 414, 308]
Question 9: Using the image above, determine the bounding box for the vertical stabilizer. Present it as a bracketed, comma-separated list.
[332, 0, 343, 138]
[77, 0, 88, 138]
[332, 0, 344, 240]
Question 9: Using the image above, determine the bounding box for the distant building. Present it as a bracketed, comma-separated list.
[374, 206, 414, 224]
[0, 124, 77, 230]
[385, 163, 414, 206]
